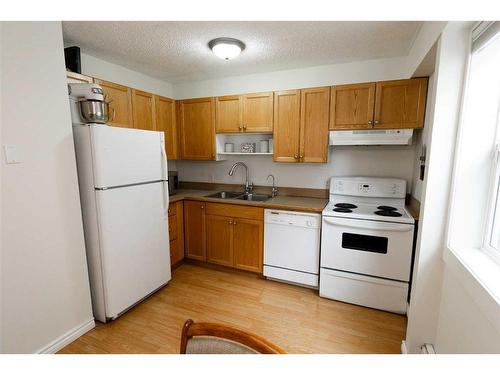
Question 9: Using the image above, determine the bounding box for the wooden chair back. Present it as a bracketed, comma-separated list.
[180, 319, 286, 354]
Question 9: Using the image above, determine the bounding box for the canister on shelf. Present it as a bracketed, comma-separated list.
[260, 140, 269, 153]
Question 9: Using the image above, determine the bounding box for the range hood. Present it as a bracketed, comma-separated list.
[329, 129, 413, 146]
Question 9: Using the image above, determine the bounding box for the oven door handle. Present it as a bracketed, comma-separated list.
[322, 217, 413, 232]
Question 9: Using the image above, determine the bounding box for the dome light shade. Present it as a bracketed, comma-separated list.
[208, 38, 245, 60]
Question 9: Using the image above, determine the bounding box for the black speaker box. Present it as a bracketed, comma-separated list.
[64, 46, 81, 74]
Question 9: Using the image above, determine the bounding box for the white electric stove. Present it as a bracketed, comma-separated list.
[319, 177, 415, 314]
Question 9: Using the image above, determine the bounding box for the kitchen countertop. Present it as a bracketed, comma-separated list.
[170, 189, 328, 213]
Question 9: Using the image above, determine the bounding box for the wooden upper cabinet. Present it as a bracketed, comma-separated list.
[206, 214, 234, 267]
[330, 83, 375, 130]
[273, 90, 301, 163]
[94, 79, 134, 128]
[242, 92, 274, 132]
[184, 200, 206, 261]
[179, 97, 216, 160]
[216, 95, 243, 133]
[155, 96, 178, 160]
[374, 78, 428, 129]
[131, 89, 156, 131]
[67, 71, 93, 84]
[233, 218, 263, 273]
[299, 87, 330, 163]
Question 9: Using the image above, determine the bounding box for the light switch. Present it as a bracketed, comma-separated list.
[3, 145, 21, 164]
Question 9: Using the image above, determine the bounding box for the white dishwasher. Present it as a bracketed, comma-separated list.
[263, 209, 321, 288]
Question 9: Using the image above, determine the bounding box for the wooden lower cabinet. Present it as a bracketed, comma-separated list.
[206, 214, 234, 267]
[184, 200, 206, 261]
[183, 200, 264, 273]
[232, 218, 263, 273]
[168, 201, 184, 266]
[204, 203, 263, 273]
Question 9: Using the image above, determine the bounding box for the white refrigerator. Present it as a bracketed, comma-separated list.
[72, 124, 171, 322]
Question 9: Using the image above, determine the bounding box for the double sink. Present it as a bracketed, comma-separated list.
[205, 191, 272, 202]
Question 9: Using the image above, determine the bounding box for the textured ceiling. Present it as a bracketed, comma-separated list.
[62, 21, 423, 83]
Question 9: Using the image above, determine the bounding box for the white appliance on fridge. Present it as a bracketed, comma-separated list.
[69, 83, 171, 322]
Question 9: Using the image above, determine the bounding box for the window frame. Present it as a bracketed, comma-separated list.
[483, 139, 500, 262]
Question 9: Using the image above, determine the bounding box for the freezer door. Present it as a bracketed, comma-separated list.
[90, 125, 167, 188]
[96, 181, 170, 320]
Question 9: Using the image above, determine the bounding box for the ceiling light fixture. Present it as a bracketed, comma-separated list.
[208, 37, 245, 60]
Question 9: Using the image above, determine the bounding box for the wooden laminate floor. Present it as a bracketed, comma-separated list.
[59, 263, 406, 354]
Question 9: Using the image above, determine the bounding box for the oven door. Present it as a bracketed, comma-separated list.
[320, 216, 414, 282]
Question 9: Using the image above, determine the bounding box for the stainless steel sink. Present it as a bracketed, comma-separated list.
[205, 191, 271, 202]
[236, 193, 272, 202]
[205, 191, 245, 199]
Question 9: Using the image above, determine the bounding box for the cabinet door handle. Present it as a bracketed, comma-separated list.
[368, 120, 373, 125]
[200, 205, 205, 209]
[233, 220, 237, 225]
[294, 154, 298, 160]
[299, 155, 304, 161]
[375, 120, 380, 125]
[229, 220, 233, 224]
[243, 125, 246, 130]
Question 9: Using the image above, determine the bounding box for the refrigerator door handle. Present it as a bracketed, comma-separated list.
[162, 180, 169, 219]
[160, 136, 168, 182]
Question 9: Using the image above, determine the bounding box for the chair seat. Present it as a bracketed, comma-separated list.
[186, 337, 258, 354]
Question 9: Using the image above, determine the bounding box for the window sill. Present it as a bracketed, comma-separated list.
[443, 246, 500, 332]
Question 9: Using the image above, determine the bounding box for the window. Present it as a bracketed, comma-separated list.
[472, 23, 500, 259]
[447, 22, 500, 261]
[484, 142, 500, 255]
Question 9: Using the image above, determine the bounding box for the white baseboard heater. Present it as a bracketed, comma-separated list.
[421, 343, 436, 354]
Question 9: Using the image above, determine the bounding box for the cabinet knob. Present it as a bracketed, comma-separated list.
[299, 155, 304, 161]
[229, 220, 233, 224]
[375, 120, 380, 125]
[233, 220, 237, 225]
[200, 205, 205, 209]
[243, 125, 247, 130]
[294, 154, 298, 160]
[238, 126, 243, 131]
[368, 120, 373, 125]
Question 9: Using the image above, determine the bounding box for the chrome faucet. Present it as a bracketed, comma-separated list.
[267, 174, 278, 197]
[228, 162, 253, 193]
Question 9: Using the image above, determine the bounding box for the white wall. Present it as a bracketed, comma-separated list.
[404, 22, 473, 353]
[1, 22, 94, 353]
[435, 268, 500, 353]
[78, 52, 174, 98]
[173, 56, 408, 99]
[404, 22, 447, 77]
[177, 145, 416, 190]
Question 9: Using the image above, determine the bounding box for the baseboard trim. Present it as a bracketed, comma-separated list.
[401, 340, 408, 354]
[37, 318, 95, 354]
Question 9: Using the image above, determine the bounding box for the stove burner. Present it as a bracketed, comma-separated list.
[333, 207, 353, 213]
[334, 203, 358, 209]
[374, 210, 402, 217]
[377, 205, 397, 211]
